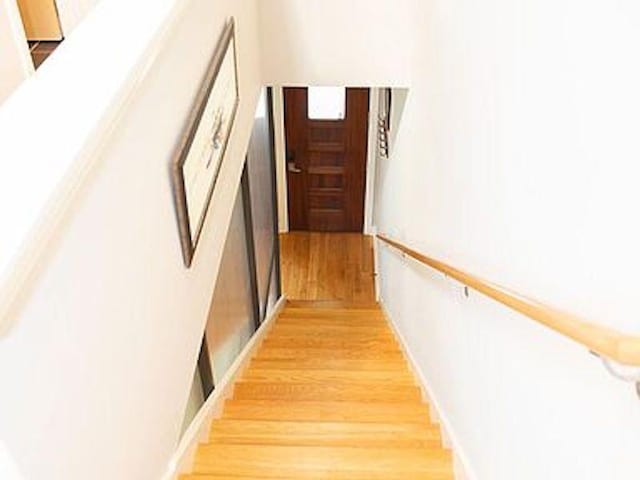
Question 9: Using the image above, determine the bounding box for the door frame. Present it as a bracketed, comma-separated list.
[272, 86, 380, 235]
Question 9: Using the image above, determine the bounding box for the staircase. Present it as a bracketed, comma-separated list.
[182, 301, 454, 479]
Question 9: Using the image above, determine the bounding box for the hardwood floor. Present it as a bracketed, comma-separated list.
[280, 232, 376, 303]
[182, 302, 454, 479]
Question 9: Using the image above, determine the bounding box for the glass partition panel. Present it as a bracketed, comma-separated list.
[204, 188, 255, 382]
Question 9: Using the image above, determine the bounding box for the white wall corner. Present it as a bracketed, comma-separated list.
[379, 299, 478, 480]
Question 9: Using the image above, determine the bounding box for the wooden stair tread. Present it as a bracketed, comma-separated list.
[261, 337, 401, 351]
[255, 345, 403, 361]
[279, 309, 386, 319]
[278, 310, 385, 318]
[249, 357, 410, 371]
[241, 368, 415, 385]
[269, 324, 394, 337]
[184, 473, 452, 480]
[192, 444, 452, 478]
[275, 318, 388, 329]
[182, 303, 454, 480]
[208, 419, 442, 447]
[286, 300, 380, 309]
[233, 381, 422, 402]
[255, 347, 406, 361]
[222, 400, 430, 423]
[277, 316, 386, 323]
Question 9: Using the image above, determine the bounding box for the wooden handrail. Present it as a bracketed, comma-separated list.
[377, 234, 640, 367]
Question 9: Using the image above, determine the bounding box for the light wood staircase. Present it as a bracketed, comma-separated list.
[182, 301, 454, 479]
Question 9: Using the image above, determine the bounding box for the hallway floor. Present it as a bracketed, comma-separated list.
[280, 232, 376, 303]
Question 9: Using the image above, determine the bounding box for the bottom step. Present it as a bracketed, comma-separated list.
[191, 444, 453, 479]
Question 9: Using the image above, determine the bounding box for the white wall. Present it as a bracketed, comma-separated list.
[375, 0, 640, 478]
[56, 0, 102, 35]
[258, 0, 413, 87]
[0, 0, 32, 104]
[0, 0, 262, 479]
[0, 440, 22, 480]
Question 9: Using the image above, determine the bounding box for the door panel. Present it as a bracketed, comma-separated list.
[17, 0, 63, 41]
[285, 87, 369, 232]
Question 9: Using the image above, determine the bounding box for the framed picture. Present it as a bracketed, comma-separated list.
[172, 18, 239, 267]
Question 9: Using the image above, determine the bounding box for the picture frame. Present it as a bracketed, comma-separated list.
[171, 18, 239, 267]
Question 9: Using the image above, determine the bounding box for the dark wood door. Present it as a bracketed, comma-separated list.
[284, 87, 369, 232]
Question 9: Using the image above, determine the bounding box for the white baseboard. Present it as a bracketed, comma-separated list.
[379, 300, 478, 480]
[160, 296, 287, 480]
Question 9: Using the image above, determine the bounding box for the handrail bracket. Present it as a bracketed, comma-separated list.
[593, 352, 640, 399]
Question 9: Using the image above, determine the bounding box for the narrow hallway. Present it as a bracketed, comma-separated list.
[182, 234, 454, 479]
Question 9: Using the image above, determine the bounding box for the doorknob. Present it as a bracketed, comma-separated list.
[287, 151, 302, 173]
[288, 162, 303, 174]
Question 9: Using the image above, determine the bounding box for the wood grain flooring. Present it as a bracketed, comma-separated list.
[182, 302, 453, 480]
[280, 233, 376, 303]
